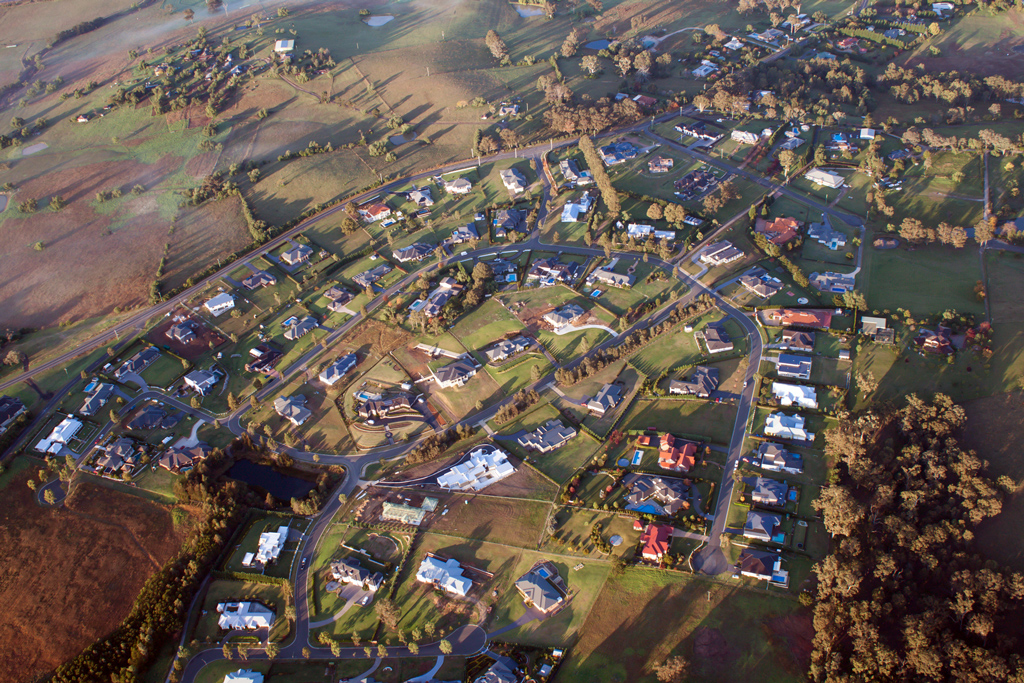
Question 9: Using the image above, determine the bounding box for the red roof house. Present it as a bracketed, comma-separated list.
[640, 524, 673, 561]
[358, 202, 392, 222]
[657, 434, 698, 472]
[757, 216, 801, 245]
[767, 309, 833, 329]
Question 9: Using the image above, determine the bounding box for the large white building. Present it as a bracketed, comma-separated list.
[35, 415, 83, 454]
[224, 670, 264, 683]
[243, 525, 289, 568]
[765, 412, 815, 442]
[804, 168, 844, 189]
[435, 444, 515, 491]
[217, 602, 275, 630]
[415, 556, 472, 596]
[772, 382, 818, 409]
[204, 292, 236, 317]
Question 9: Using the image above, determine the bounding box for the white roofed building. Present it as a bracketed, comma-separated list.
[204, 292, 236, 317]
[436, 444, 515, 491]
[224, 670, 264, 683]
[415, 555, 472, 596]
[772, 382, 818, 409]
[243, 525, 289, 567]
[765, 412, 814, 442]
[217, 602, 275, 630]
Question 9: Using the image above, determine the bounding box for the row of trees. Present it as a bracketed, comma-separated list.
[578, 135, 620, 214]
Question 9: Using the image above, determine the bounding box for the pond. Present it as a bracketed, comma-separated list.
[366, 15, 394, 27]
[585, 39, 611, 50]
[514, 5, 543, 17]
[226, 459, 317, 500]
[389, 132, 418, 146]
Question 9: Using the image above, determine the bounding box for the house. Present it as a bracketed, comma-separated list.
[393, 243, 433, 263]
[781, 329, 815, 352]
[776, 354, 812, 380]
[861, 316, 887, 336]
[527, 256, 579, 285]
[836, 36, 858, 50]
[422, 277, 464, 318]
[475, 660, 518, 683]
[758, 441, 803, 474]
[36, 415, 82, 455]
[204, 292, 235, 317]
[484, 336, 531, 363]
[492, 209, 526, 237]
[915, 326, 954, 354]
[932, 1, 954, 15]
[648, 156, 674, 173]
[632, 93, 658, 109]
[638, 433, 697, 472]
[244, 525, 289, 567]
[559, 158, 593, 185]
[224, 670, 264, 683]
[416, 555, 472, 596]
[274, 394, 311, 426]
[283, 316, 318, 341]
[451, 223, 479, 243]
[184, 369, 219, 395]
[168, 321, 196, 343]
[669, 366, 719, 398]
[731, 129, 761, 145]
[96, 437, 140, 472]
[352, 263, 392, 289]
[242, 271, 277, 290]
[626, 223, 656, 239]
[217, 602, 275, 631]
[765, 309, 832, 329]
[281, 244, 313, 267]
[497, 102, 520, 117]
[325, 287, 354, 313]
[436, 444, 515, 491]
[76, 113, 91, 123]
[0, 395, 26, 434]
[500, 168, 528, 194]
[515, 562, 565, 613]
[675, 121, 720, 142]
[807, 218, 847, 249]
[381, 497, 437, 526]
[700, 323, 733, 354]
[779, 135, 805, 151]
[810, 271, 855, 293]
[773, 381, 818, 409]
[560, 191, 596, 222]
[640, 523, 673, 561]
[433, 359, 477, 388]
[813, 51, 837, 61]
[127, 405, 179, 431]
[590, 267, 634, 289]
[738, 267, 783, 298]
[245, 344, 283, 375]
[444, 177, 473, 194]
[330, 557, 384, 592]
[804, 168, 844, 189]
[319, 354, 358, 386]
[765, 412, 814, 442]
[78, 383, 114, 417]
[408, 187, 434, 207]
[543, 304, 585, 328]
[699, 241, 744, 266]
[724, 37, 744, 51]
[357, 395, 412, 420]
[358, 202, 392, 223]
[758, 216, 801, 245]
[517, 419, 577, 453]
[692, 60, 718, 78]
[116, 346, 161, 379]
[598, 141, 639, 166]
[586, 383, 622, 415]
[751, 476, 788, 506]
[624, 474, 690, 516]
[274, 39, 294, 53]
[738, 548, 789, 586]
[158, 443, 210, 473]
[744, 511, 782, 542]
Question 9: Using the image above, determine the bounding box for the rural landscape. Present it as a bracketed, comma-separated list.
[2, 0, 1024, 681]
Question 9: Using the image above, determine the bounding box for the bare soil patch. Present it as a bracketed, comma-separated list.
[0, 470, 182, 682]
[342, 319, 414, 357]
[185, 150, 219, 179]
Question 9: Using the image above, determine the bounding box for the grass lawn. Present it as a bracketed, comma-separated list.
[986, 250, 1024, 323]
[863, 244, 984, 316]
[426, 493, 550, 549]
[485, 356, 552, 395]
[558, 569, 808, 683]
[629, 310, 727, 376]
[544, 509, 642, 560]
[587, 260, 686, 317]
[450, 298, 526, 353]
[536, 327, 612, 364]
[222, 515, 306, 578]
[192, 580, 290, 644]
[492, 402, 564, 440]
[488, 551, 612, 648]
[620, 398, 739, 446]
[139, 353, 187, 390]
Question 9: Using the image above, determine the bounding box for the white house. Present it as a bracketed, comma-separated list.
[436, 444, 515, 491]
[765, 412, 814, 442]
[772, 382, 818, 409]
[184, 370, 218, 396]
[699, 241, 744, 266]
[243, 525, 289, 567]
[804, 168, 844, 189]
[274, 39, 295, 53]
[224, 670, 264, 683]
[204, 292, 236, 317]
[217, 602, 275, 630]
[319, 354, 357, 386]
[415, 556, 472, 596]
[731, 129, 761, 145]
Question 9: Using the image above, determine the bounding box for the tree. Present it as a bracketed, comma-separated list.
[580, 55, 601, 75]
[3, 349, 25, 366]
[778, 149, 797, 176]
[375, 598, 400, 630]
[301, 646, 310, 659]
[44, 489, 55, 505]
[647, 203, 663, 221]
[975, 217, 996, 244]
[222, 643, 233, 660]
[438, 639, 452, 655]
[265, 642, 279, 659]
[472, 261, 493, 284]
[485, 30, 508, 61]
[49, 195, 67, 211]
[19, 198, 37, 213]
[813, 485, 865, 537]
[692, 94, 711, 113]
[277, 6, 288, 16]
[183, 8, 194, 22]
[654, 656, 689, 683]
[377, 643, 388, 658]
[900, 217, 927, 244]
[408, 641, 419, 655]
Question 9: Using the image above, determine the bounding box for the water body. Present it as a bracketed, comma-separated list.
[514, 5, 543, 17]
[366, 15, 394, 26]
[389, 132, 418, 146]
[226, 459, 316, 500]
[585, 39, 611, 50]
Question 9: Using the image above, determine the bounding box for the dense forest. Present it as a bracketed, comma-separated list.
[811, 395, 1024, 682]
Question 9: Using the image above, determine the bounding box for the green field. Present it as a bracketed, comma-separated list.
[450, 298, 526, 353]
[864, 244, 984, 316]
[620, 398, 738, 446]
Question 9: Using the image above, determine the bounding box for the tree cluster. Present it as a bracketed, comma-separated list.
[493, 388, 541, 425]
[578, 135, 621, 214]
[809, 395, 1022, 683]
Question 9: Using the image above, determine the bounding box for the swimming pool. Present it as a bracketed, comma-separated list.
[631, 450, 643, 465]
[282, 316, 298, 327]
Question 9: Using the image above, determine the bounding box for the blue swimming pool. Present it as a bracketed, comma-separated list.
[282, 316, 298, 327]
[631, 450, 643, 465]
